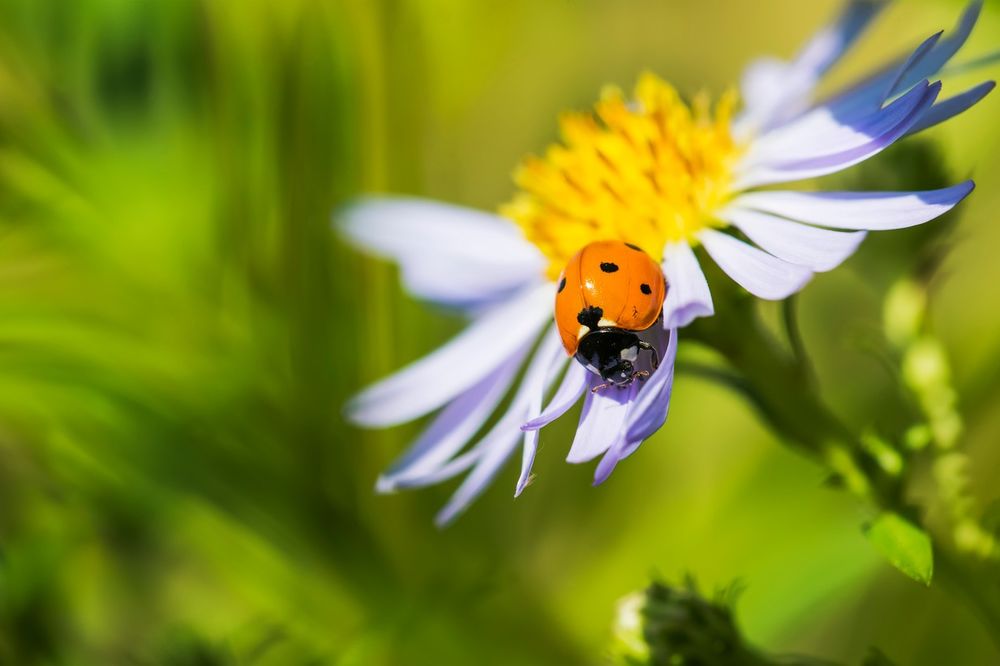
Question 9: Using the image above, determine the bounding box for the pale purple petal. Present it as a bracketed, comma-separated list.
[592, 435, 629, 486]
[573, 327, 668, 477]
[433, 422, 522, 527]
[718, 208, 867, 272]
[700, 229, 813, 300]
[729, 181, 974, 231]
[625, 327, 678, 442]
[880, 31, 944, 106]
[566, 381, 636, 464]
[390, 448, 481, 491]
[823, 2, 982, 121]
[889, 1, 981, 93]
[743, 75, 938, 168]
[435, 327, 565, 526]
[376, 343, 529, 493]
[516, 435, 538, 498]
[736, 80, 940, 188]
[661, 242, 714, 329]
[905, 80, 995, 136]
[521, 362, 589, 431]
[594, 327, 681, 480]
[734, 0, 887, 135]
[338, 197, 546, 307]
[592, 329, 678, 485]
[346, 283, 553, 427]
[516, 331, 569, 496]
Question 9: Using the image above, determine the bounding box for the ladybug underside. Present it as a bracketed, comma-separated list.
[575, 319, 662, 389]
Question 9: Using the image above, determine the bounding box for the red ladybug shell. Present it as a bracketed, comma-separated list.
[554, 240, 667, 356]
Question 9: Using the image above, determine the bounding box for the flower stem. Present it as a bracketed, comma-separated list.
[935, 548, 1000, 653]
[685, 282, 1000, 646]
[686, 294, 902, 509]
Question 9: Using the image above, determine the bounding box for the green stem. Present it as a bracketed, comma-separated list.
[935, 548, 1000, 654]
[782, 295, 809, 374]
[685, 287, 1000, 646]
[686, 298, 902, 509]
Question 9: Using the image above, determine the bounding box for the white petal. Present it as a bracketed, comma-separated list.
[699, 229, 813, 300]
[338, 197, 546, 307]
[718, 207, 867, 272]
[435, 327, 565, 526]
[566, 380, 637, 464]
[376, 344, 528, 492]
[345, 283, 553, 428]
[729, 181, 974, 231]
[734, 57, 816, 140]
[398, 258, 539, 308]
[661, 242, 714, 329]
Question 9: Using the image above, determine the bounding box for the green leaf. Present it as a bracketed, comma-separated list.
[864, 512, 934, 585]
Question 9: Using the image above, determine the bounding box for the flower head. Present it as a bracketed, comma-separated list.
[502, 76, 741, 276]
[339, 1, 991, 525]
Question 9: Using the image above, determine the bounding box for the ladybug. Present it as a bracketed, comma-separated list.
[554, 240, 667, 391]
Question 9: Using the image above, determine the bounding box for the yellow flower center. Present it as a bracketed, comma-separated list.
[501, 72, 744, 279]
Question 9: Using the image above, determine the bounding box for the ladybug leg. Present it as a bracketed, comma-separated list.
[591, 382, 611, 394]
[637, 341, 660, 370]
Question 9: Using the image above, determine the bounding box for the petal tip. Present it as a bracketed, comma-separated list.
[592, 455, 619, 486]
[434, 503, 464, 528]
[592, 469, 613, 486]
[432, 515, 453, 530]
[342, 396, 379, 429]
[375, 476, 397, 494]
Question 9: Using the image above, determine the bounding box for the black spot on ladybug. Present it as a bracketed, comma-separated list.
[640, 283, 652, 295]
[577, 306, 604, 329]
[600, 262, 619, 273]
[625, 243, 643, 252]
[557, 277, 566, 293]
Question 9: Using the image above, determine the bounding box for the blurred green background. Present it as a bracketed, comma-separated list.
[0, 0, 997, 663]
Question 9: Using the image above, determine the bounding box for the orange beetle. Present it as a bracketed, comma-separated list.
[554, 241, 667, 389]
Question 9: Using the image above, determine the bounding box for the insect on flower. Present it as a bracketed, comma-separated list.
[555, 241, 667, 393]
[338, 1, 993, 525]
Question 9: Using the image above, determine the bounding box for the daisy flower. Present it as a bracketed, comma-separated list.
[339, 1, 992, 525]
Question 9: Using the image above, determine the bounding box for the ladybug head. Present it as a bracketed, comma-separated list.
[599, 357, 636, 386]
[575, 328, 647, 388]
